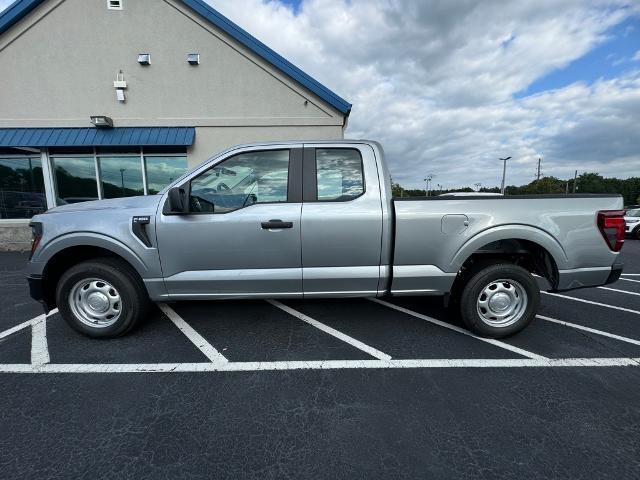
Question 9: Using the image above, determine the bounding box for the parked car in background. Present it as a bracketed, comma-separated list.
[625, 208, 640, 239]
[26, 141, 626, 340]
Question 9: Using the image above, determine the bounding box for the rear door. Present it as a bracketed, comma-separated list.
[301, 144, 384, 296]
[156, 145, 303, 298]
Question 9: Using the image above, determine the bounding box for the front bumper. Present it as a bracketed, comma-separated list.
[27, 275, 50, 313]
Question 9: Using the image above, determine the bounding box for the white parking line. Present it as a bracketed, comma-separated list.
[542, 291, 640, 315]
[620, 278, 640, 284]
[536, 315, 640, 346]
[158, 303, 228, 364]
[31, 315, 50, 367]
[0, 308, 58, 341]
[0, 357, 638, 374]
[598, 286, 640, 296]
[268, 300, 393, 361]
[370, 299, 547, 360]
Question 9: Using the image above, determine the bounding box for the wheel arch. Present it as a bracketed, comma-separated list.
[38, 234, 148, 310]
[450, 225, 566, 291]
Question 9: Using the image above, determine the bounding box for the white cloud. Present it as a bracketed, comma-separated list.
[207, 0, 640, 188]
[633, 50, 640, 61]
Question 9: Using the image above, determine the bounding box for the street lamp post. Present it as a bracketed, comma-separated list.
[424, 174, 434, 196]
[119, 168, 126, 197]
[499, 157, 511, 195]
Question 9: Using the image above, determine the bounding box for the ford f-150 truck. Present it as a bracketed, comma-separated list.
[26, 141, 626, 339]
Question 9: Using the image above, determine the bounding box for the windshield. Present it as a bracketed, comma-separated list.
[626, 209, 640, 217]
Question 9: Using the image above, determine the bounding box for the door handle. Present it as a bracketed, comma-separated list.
[261, 219, 293, 229]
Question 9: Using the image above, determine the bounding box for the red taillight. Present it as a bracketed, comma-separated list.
[597, 210, 625, 252]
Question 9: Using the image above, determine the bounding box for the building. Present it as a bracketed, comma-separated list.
[0, 0, 351, 250]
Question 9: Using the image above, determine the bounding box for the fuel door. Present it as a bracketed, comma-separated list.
[441, 214, 469, 235]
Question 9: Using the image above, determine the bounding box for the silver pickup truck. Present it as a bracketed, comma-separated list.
[26, 141, 626, 339]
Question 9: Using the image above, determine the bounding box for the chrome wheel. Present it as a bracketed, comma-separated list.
[476, 279, 527, 328]
[68, 278, 122, 328]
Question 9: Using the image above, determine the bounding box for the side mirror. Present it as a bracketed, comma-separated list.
[166, 187, 187, 214]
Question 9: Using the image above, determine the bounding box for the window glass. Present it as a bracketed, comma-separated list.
[52, 156, 98, 204]
[0, 157, 46, 219]
[145, 155, 188, 194]
[316, 149, 364, 201]
[189, 150, 289, 213]
[98, 156, 144, 198]
[628, 209, 640, 217]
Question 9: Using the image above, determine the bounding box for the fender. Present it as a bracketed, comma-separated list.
[450, 224, 569, 272]
[35, 232, 150, 277]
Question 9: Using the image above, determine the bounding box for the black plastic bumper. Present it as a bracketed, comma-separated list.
[27, 275, 50, 314]
[605, 262, 623, 285]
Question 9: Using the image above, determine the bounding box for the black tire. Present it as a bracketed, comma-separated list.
[458, 262, 539, 338]
[56, 257, 149, 338]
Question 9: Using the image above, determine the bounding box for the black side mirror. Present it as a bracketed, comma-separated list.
[165, 187, 187, 214]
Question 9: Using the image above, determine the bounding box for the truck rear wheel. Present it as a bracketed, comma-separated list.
[458, 263, 539, 338]
[56, 258, 149, 338]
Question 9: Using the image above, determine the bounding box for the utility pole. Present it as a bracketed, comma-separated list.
[572, 170, 578, 194]
[474, 182, 482, 192]
[536, 157, 542, 181]
[499, 157, 511, 195]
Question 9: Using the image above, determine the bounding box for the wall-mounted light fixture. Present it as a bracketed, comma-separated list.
[114, 70, 127, 103]
[137, 53, 151, 65]
[90, 116, 114, 128]
[187, 53, 200, 65]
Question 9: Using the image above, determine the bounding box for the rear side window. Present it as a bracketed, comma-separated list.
[315, 149, 364, 201]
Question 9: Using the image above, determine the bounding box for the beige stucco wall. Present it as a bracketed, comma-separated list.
[188, 125, 343, 167]
[0, 0, 346, 146]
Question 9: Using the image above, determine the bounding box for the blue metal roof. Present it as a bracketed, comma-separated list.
[0, 127, 196, 147]
[0, 0, 352, 116]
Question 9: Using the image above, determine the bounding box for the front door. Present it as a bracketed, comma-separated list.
[156, 147, 303, 299]
[301, 144, 383, 296]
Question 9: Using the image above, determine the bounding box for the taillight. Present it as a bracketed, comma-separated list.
[29, 222, 42, 260]
[597, 210, 625, 252]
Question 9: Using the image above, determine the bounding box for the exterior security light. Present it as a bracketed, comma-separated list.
[187, 53, 200, 65]
[90, 116, 114, 128]
[137, 53, 151, 65]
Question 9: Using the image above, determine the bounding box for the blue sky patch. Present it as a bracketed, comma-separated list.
[515, 16, 640, 98]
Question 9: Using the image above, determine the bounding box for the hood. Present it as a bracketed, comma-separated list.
[45, 195, 161, 214]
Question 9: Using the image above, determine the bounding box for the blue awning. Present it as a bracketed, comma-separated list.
[0, 127, 195, 147]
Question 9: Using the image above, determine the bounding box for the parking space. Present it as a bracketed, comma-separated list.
[2, 242, 640, 372]
[1, 241, 639, 478]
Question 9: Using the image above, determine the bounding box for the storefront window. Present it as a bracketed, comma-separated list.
[0, 157, 46, 219]
[52, 156, 98, 204]
[145, 155, 188, 194]
[99, 156, 144, 198]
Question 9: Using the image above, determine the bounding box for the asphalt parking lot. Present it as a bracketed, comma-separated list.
[1, 241, 639, 479]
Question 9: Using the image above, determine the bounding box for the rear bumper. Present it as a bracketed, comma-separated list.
[605, 262, 623, 285]
[555, 263, 622, 291]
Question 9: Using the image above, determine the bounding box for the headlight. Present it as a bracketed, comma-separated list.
[627, 219, 640, 223]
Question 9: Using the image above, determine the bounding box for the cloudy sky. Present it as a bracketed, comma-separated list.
[1, 0, 639, 189]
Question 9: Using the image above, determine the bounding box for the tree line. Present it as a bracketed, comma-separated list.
[392, 173, 640, 206]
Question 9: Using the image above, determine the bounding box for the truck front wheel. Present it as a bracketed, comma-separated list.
[458, 263, 539, 338]
[56, 258, 149, 338]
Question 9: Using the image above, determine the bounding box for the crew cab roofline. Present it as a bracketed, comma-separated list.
[161, 140, 381, 194]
